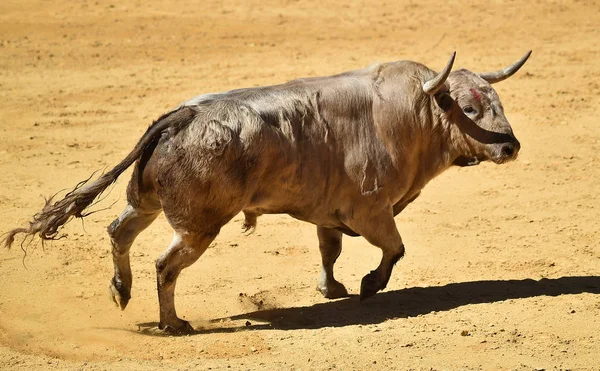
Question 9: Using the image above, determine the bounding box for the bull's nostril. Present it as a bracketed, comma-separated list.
[501, 143, 515, 157]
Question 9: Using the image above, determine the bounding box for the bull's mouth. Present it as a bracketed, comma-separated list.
[490, 155, 515, 164]
[453, 150, 518, 167]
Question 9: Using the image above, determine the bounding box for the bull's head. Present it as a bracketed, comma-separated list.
[423, 51, 531, 166]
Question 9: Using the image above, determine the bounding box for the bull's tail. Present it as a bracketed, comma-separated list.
[4, 106, 197, 249]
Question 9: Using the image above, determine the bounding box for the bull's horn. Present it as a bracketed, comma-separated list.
[478, 50, 532, 84]
[423, 51, 456, 95]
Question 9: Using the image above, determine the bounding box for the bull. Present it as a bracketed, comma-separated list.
[5, 51, 531, 333]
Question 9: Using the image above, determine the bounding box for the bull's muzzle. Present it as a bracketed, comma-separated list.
[492, 138, 520, 164]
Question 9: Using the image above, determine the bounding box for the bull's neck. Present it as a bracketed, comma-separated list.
[389, 102, 457, 196]
[418, 121, 455, 186]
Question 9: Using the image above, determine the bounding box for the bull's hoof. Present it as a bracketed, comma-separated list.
[109, 278, 130, 310]
[317, 280, 349, 299]
[158, 319, 195, 336]
[359, 271, 381, 301]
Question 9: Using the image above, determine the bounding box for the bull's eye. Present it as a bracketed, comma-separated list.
[463, 106, 476, 114]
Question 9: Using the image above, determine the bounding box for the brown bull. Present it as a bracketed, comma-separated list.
[5, 51, 531, 333]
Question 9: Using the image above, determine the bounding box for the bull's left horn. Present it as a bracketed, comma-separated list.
[423, 51, 456, 95]
[478, 50, 532, 84]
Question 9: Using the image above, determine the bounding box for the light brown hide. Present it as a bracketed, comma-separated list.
[6, 54, 528, 333]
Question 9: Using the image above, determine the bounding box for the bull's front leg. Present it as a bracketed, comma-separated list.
[346, 206, 405, 300]
[316, 226, 349, 299]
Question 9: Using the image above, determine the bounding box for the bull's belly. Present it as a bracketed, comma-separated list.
[242, 186, 368, 236]
[243, 192, 345, 228]
[243, 204, 360, 236]
[242, 203, 332, 226]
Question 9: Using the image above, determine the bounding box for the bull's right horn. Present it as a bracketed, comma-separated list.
[423, 51, 456, 95]
[478, 50, 532, 84]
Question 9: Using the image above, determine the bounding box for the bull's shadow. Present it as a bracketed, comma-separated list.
[136, 276, 600, 335]
[216, 276, 599, 331]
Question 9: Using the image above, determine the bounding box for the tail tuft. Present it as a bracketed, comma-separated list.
[4, 171, 116, 249]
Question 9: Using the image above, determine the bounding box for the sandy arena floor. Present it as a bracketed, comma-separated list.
[1, 0, 599, 369]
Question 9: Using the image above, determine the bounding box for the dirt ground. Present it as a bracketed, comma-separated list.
[1, 0, 599, 370]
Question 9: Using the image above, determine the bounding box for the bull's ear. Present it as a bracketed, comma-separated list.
[434, 92, 454, 112]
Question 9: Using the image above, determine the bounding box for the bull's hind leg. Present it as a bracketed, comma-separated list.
[108, 202, 161, 309]
[155, 230, 217, 334]
[316, 226, 349, 299]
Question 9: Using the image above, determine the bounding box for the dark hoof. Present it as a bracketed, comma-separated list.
[360, 271, 381, 301]
[158, 319, 195, 335]
[317, 281, 349, 299]
[109, 277, 131, 310]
